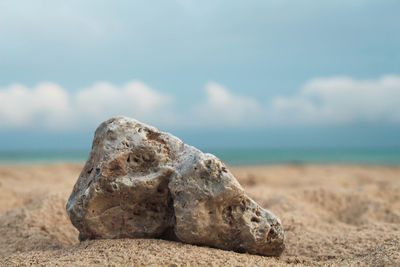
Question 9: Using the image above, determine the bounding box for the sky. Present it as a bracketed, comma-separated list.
[0, 0, 400, 150]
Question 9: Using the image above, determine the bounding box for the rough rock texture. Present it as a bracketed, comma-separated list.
[66, 116, 285, 256]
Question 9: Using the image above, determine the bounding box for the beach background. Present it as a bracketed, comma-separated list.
[1, 1, 400, 266]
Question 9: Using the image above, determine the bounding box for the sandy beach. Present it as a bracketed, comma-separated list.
[0, 163, 399, 266]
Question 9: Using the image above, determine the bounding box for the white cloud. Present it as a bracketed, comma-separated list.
[193, 76, 400, 127]
[0, 81, 173, 130]
[193, 82, 262, 127]
[270, 75, 400, 125]
[0, 76, 399, 131]
[75, 81, 172, 124]
[0, 83, 71, 129]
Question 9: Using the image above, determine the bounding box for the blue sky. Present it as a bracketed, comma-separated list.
[0, 1, 399, 150]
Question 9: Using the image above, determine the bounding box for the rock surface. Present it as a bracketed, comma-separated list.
[66, 116, 285, 256]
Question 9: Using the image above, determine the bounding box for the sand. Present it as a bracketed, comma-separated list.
[0, 164, 399, 266]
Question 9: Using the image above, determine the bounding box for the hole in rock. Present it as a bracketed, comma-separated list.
[270, 228, 275, 235]
[267, 228, 277, 241]
[106, 187, 113, 193]
[157, 187, 164, 194]
[251, 217, 261, 223]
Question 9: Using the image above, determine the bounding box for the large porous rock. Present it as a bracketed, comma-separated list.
[66, 116, 285, 256]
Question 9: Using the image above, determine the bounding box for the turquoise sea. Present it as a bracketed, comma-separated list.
[0, 148, 399, 165]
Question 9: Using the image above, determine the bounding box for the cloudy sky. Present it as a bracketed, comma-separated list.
[0, 1, 399, 150]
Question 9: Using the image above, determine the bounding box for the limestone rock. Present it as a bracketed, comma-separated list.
[66, 116, 285, 256]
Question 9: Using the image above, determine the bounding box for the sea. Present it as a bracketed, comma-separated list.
[0, 148, 399, 165]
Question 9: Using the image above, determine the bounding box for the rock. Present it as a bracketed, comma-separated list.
[66, 116, 285, 256]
